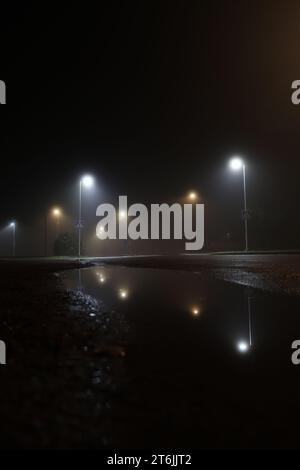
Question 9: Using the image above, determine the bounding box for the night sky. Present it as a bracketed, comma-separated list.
[1, 1, 300, 254]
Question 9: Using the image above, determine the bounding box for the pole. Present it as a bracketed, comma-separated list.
[56, 217, 60, 239]
[78, 180, 82, 259]
[12, 225, 16, 257]
[242, 164, 248, 252]
[44, 214, 48, 257]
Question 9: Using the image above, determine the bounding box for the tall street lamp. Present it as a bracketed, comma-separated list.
[9, 221, 16, 257]
[78, 174, 94, 258]
[229, 157, 248, 251]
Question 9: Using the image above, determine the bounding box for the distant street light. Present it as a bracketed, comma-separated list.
[191, 307, 200, 317]
[78, 174, 94, 258]
[229, 157, 248, 251]
[119, 288, 128, 300]
[237, 341, 249, 353]
[52, 207, 62, 238]
[188, 191, 197, 201]
[9, 221, 16, 257]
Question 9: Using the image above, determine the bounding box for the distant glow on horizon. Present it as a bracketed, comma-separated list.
[81, 174, 94, 188]
[229, 157, 243, 171]
[237, 341, 249, 353]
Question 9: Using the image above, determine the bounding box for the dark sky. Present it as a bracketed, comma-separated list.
[1, 1, 300, 252]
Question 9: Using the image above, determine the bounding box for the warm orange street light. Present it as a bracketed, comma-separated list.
[52, 207, 62, 217]
[52, 207, 62, 237]
[188, 191, 197, 201]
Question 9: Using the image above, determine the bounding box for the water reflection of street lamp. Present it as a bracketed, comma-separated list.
[248, 294, 252, 347]
[9, 221, 16, 257]
[229, 157, 248, 251]
[236, 292, 253, 353]
[96, 271, 106, 284]
[78, 174, 94, 259]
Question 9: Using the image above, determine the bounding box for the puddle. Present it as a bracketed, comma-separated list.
[62, 265, 300, 448]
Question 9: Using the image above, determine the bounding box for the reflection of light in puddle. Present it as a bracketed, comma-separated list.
[96, 271, 106, 284]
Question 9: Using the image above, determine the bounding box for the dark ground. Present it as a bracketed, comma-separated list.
[0, 260, 129, 448]
[90, 253, 300, 296]
[0, 254, 300, 448]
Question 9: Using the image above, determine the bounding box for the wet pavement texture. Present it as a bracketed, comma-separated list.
[62, 265, 300, 449]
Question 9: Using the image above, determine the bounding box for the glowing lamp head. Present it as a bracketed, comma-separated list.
[119, 288, 128, 299]
[237, 341, 249, 353]
[189, 192, 197, 201]
[52, 208, 61, 217]
[9, 222, 16, 228]
[81, 174, 94, 188]
[229, 157, 243, 171]
[192, 307, 200, 316]
[119, 210, 127, 220]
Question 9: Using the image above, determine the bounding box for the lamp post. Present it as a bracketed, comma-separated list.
[229, 157, 248, 251]
[9, 222, 16, 257]
[78, 175, 94, 259]
[52, 207, 62, 238]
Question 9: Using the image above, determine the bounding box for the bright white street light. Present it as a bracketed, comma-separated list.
[81, 175, 94, 188]
[228, 156, 248, 251]
[9, 221, 16, 256]
[78, 174, 95, 258]
[229, 157, 243, 171]
[237, 341, 249, 353]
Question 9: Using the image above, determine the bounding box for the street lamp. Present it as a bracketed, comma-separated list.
[237, 340, 249, 353]
[52, 207, 62, 237]
[188, 191, 197, 201]
[78, 174, 94, 258]
[229, 157, 248, 251]
[9, 221, 16, 257]
[119, 288, 129, 300]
